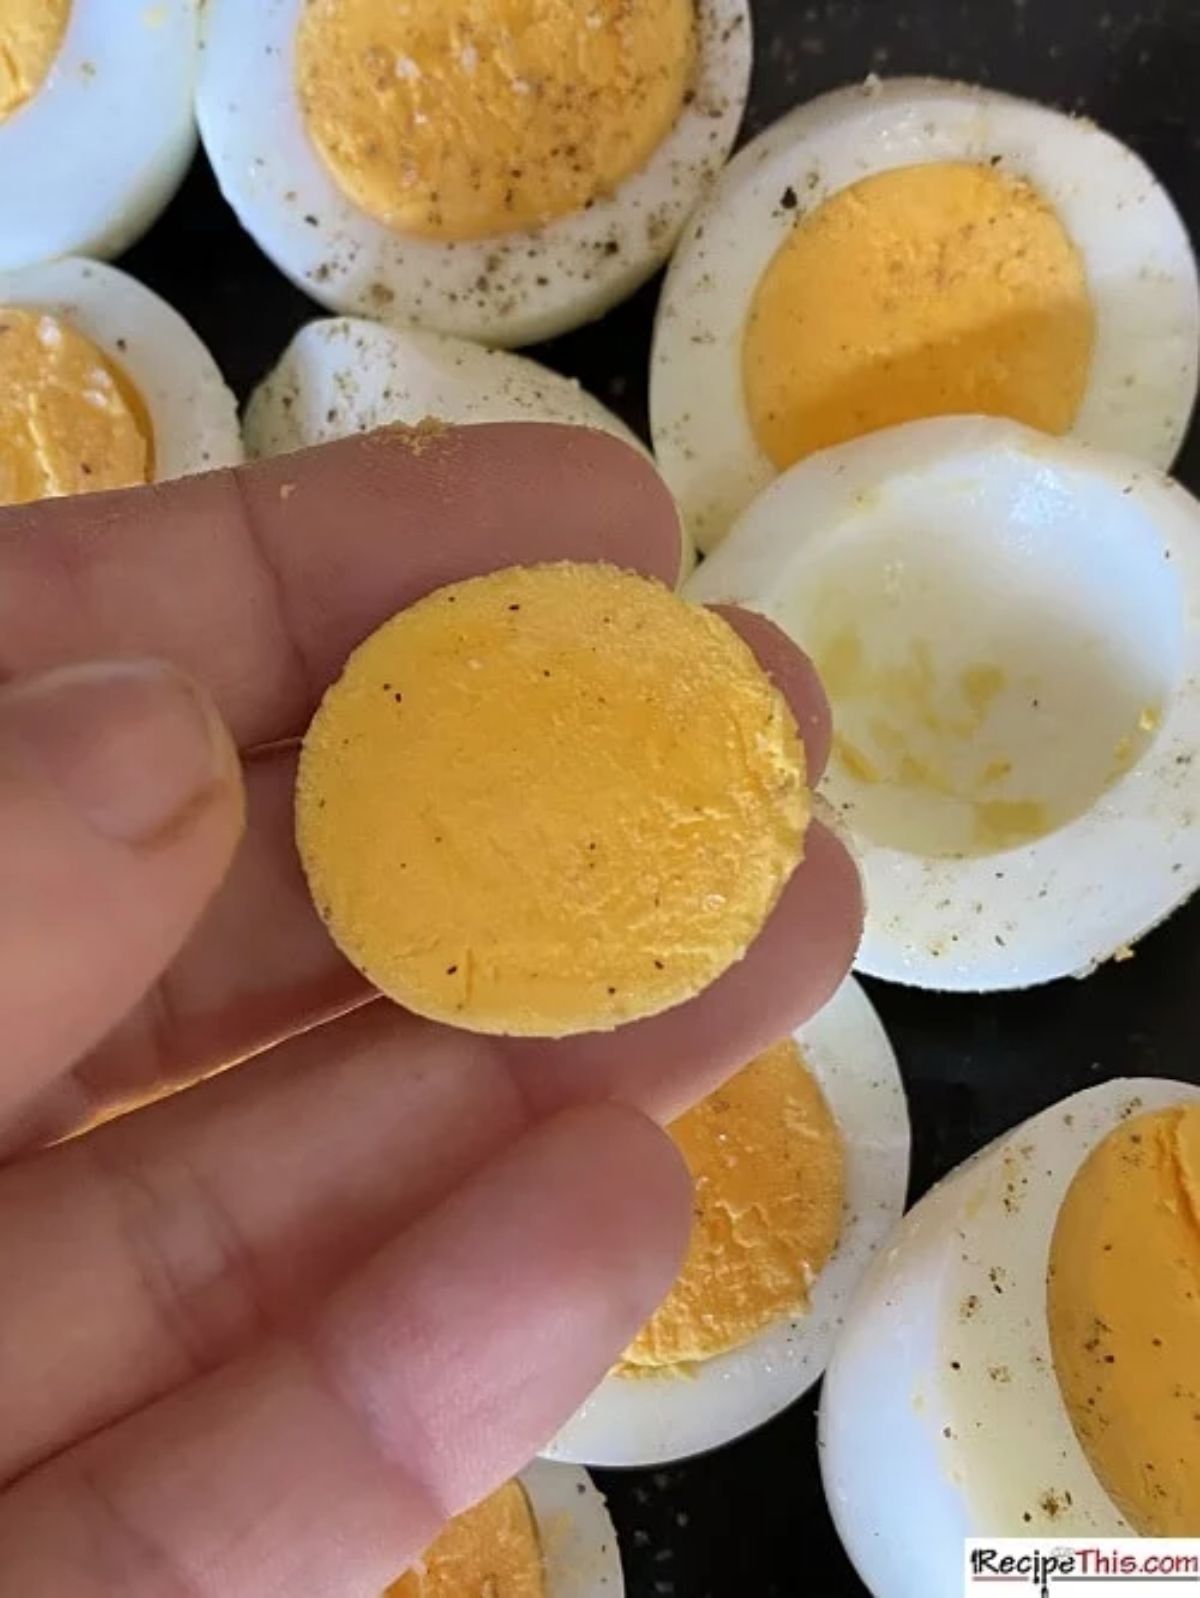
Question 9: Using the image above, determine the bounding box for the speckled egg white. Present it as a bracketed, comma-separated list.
[0, 0, 198, 271]
[543, 978, 910, 1467]
[652, 77, 1200, 553]
[244, 317, 640, 457]
[0, 257, 242, 481]
[197, 0, 751, 346]
[819, 1076, 1200, 1598]
[686, 415, 1200, 992]
[521, 1462, 624, 1597]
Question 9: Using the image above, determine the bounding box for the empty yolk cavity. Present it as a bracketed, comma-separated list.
[296, 562, 808, 1038]
[0, 308, 153, 507]
[1048, 1103, 1200, 1535]
[296, 0, 695, 242]
[622, 1039, 844, 1370]
[743, 162, 1095, 468]
[0, 0, 70, 122]
[388, 1481, 544, 1597]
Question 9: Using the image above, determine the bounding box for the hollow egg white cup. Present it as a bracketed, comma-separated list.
[686, 415, 1200, 992]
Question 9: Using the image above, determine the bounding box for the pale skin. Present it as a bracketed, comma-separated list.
[0, 424, 862, 1595]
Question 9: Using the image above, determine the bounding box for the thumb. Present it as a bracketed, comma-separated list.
[0, 661, 244, 1138]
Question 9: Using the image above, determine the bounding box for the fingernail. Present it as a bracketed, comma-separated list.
[2, 661, 235, 846]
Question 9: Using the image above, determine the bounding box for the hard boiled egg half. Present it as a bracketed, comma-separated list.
[386, 1462, 622, 1597]
[198, 0, 751, 346]
[0, 0, 198, 270]
[652, 77, 1200, 553]
[820, 1077, 1200, 1597]
[246, 318, 693, 572]
[245, 317, 639, 458]
[0, 258, 241, 507]
[687, 416, 1200, 990]
[545, 978, 910, 1467]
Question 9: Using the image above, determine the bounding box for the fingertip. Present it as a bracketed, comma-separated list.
[549, 1101, 693, 1307]
[714, 604, 832, 779]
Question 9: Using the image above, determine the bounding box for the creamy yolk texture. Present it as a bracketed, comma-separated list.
[388, 1481, 544, 1597]
[622, 1039, 844, 1369]
[743, 161, 1095, 467]
[296, 0, 695, 241]
[1048, 1104, 1200, 1535]
[0, 0, 70, 121]
[296, 562, 808, 1039]
[0, 308, 153, 507]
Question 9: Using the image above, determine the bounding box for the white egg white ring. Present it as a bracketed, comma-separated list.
[652, 76, 1200, 553]
[687, 416, 1200, 991]
[819, 1076, 1200, 1598]
[244, 318, 642, 457]
[197, 0, 750, 347]
[0, 258, 242, 481]
[543, 977, 910, 1468]
[520, 1461, 624, 1597]
[0, 0, 197, 270]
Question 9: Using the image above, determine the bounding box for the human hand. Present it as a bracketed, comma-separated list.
[0, 425, 861, 1594]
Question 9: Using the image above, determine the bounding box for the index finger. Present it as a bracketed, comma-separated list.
[0, 425, 684, 748]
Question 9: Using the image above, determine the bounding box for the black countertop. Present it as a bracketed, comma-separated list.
[124, 4, 1200, 1592]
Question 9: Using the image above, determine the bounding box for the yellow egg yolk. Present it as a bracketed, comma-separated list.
[0, 0, 70, 122]
[295, 0, 695, 241]
[0, 308, 153, 507]
[1048, 1103, 1200, 1535]
[622, 1039, 845, 1370]
[296, 562, 808, 1039]
[387, 1481, 545, 1598]
[743, 161, 1095, 468]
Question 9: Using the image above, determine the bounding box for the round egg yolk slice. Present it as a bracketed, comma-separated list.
[742, 161, 1096, 468]
[295, 0, 696, 242]
[1048, 1103, 1200, 1535]
[387, 1480, 544, 1597]
[0, 0, 70, 122]
[296, 562, 808, 1038]
[622, 1038, 845, 1370]
[0, 306, 153, 506]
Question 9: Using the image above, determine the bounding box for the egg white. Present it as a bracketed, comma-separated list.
[0, 0, 197, 271]
[686, 416, 1200, 992]
[196, 0, 751, 346]
[652, 77, 1200, 554]
[244, 318, 640, 458]
[819, 1075, 1200, 1598]
[520, 1461, 623, 1598]
[0, 257, 242, 483]
[543, 977, 910, 1468]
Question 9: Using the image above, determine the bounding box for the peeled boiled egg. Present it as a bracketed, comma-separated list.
[0, 257, 241, 506]
[0, 0, 197, 270]
[686, 415, 1200, 991]
[244, 317, 639, 459]
[652, 77, 1200, 553]
[387, 1462, 622, 1597]
[820, 1077, 1200, 1598]
[197, 0, 751, 346]
[544, 977, 909, 1466]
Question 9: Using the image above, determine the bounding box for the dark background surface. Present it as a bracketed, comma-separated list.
[126, 3, 1200, 1593]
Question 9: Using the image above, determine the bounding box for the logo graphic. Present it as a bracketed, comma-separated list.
[965, 1539, 1200, 1597]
